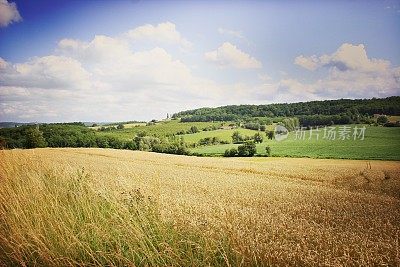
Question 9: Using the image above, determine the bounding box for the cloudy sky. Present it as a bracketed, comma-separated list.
[0, 0, 399, 122]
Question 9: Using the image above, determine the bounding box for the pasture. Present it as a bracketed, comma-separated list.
[96, 120, 223, 140]
[192, 125, 400, 160]
[0, 148, 399, 266]
[181, 128, 259, 144]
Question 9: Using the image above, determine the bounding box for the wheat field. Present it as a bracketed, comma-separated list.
[0, 148, 399, 266]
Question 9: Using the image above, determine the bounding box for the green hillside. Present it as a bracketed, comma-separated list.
[191, 125, 400, 160]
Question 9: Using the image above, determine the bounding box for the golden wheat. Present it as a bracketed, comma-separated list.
[0, 148, 399, 266]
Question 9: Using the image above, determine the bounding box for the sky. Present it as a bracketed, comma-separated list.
[0, 0, 399, 122]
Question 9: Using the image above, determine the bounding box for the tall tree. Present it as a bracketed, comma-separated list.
[25, 127, 47, 148]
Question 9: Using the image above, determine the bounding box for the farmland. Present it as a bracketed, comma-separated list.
[191, 125, 400, 160]
[181, 128, 261, 144]
[96, 120, 223, 140]
[0, 148, 399, 266]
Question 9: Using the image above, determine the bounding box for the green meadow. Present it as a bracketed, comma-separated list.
[93, 120, 400, 160]
[191, 125, 400, 160]
[96, 120, 223, 140]
[181, 128, 261, 143]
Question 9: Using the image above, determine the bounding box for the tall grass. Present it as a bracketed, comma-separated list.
[1, 149, 399, 266]
[0, 155, 240, 266]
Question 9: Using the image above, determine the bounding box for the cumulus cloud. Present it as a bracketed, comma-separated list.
[294, 55, 319, 71]
[292, 43, 400, 98]
[1, 33, 399, 122]
[0, 24, 224, 122]
[0, 0, 21, 27]
[205, 42, 262, 69]
[0, 56, 91, 90]
[56, 36, 195, 89]
[126, 22, 192, 50]
[295, 43, 390, 72]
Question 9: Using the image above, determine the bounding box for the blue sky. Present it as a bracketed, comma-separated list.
[0, 0, 399, 122]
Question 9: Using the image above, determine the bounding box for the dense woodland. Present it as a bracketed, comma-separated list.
[174, 97, 400, 124]
[0, 123, 190, 154]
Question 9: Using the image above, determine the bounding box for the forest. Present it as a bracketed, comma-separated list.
[175, 96, 400, 123]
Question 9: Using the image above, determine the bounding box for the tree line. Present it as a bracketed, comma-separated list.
[173, 96, 400, 122]
[0, 124, 190, 155]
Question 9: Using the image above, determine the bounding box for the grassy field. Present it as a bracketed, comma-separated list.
[192, 125, 400, 160]
[96, 120, 224, 140]
[181, 128, 259, 144]
[92, 120, 400, 160]
[0, 148, 399, 266]
[89, 122, 147, 130]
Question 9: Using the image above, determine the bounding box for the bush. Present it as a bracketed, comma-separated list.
[384, 122, 400, 127]
[377, 115, 388, 125]
[232, 131, 243, 144]
[124, 141, 137, 150]
[224, 148, 238, 157]
[253, 132, 263, 143]
[265, 146, 271, 156]
[244, 122, 260, 131]
[266, 130, 274, 140]
[198, 136, 228, 146]
[238, 141, 256, 157]
[188, 126, 199, 134]
[96, 136, 110, 148]
[281, 118, 299, 132]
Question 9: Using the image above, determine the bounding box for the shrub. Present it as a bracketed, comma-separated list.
[384, 122, 400, 127]
[238, 141, 256, 157]
[377, 115, 388, 125]
[253, 132, 263, 143]
[232, 131, 243, 144]
[282, 118, 299, 132]
[198, 137, 224, 146]
[266, 130, 274, 140]
[124, 141, 137, 150]
[224, 148, 238, 157]
[96, 136, 110, 148]
[265, 146, 271, 156]
[244, 122, 260, 131]
[188, 126, 199, 134]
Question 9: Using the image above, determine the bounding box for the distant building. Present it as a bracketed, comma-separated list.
[373, 114, 385, 119]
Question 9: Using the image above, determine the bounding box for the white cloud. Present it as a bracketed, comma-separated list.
[0, 56, 91, 90]
[126, 22, 192, 50]
[57, 36, 195, 89]
[295, 43, 390, 72]
[1, 33, 399, 122]
[0, 57, 8, 69]
[292, 43, 400, 98]
[0, 25, 224, 122]
[294, 55, 319, 71]
[205, 42, 262, 69]
[0, 0, 21, 27]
